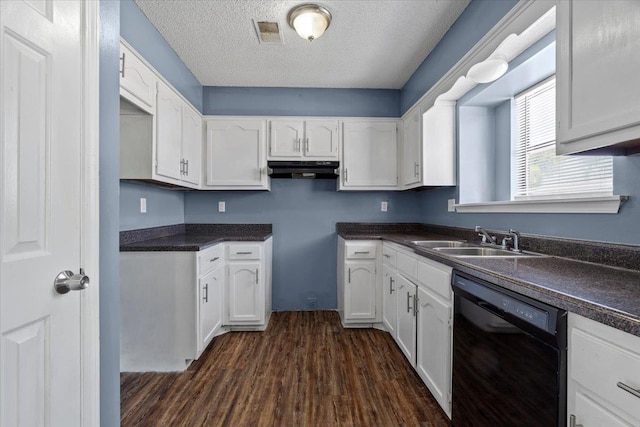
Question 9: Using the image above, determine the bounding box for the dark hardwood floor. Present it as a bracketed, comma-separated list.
[121, 311, 450, 426]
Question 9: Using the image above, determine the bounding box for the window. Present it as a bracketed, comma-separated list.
[514, 77, 612, 199]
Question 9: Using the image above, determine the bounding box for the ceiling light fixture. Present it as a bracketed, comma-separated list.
[467, 53, 509, 84]
[288, 3, 332, 42]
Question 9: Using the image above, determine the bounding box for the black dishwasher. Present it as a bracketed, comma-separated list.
[451, 271, 567, 427]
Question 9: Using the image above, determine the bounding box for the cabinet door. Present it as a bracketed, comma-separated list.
[570, 391, 634, 427]
[395, 275, 417, 366]
[416, 286, 452, 418]
[198, 266, 222, 354]
[344, 261, 376, 321]
[227, 262, 263, 324]
[422, 103, 456, 186]
[181, 105, 201, 186]
[120, 43, 156, 112]
[382, 265, 397, 338]
[269, 120, 303, 158]
[402, 111, 421, 187]
[305, 120, 339, 159]
[342, 121, 398, 188]
[206, 119, 267, 188]
[156, 81, 183, 180]
[557, 1, 640, 154]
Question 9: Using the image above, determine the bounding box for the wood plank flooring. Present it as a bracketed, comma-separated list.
[121, 311, 450, 426]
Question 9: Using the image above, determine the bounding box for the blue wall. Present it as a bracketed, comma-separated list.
[400, 0, 518, 114]
[203, 87, 400, 117]
[120, 0, 202, 111]
[99, 1, 120, 426]
[120, 182, 185, 231]
[185, 180, 423, 310]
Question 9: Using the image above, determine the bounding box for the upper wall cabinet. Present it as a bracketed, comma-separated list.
[402, 110, 422, 187]
[557, 1, 640, 155]
[340, 120, 398, 190]
[120, 42, 156, 114]
[268, 119, 339, 160]
[204, 118, 270, 190]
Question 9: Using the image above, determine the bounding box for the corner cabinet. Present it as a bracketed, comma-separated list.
[402, 110, 422, 187]
[337, 238, 382, 326]
[340, 120, 398, 190]
[268, 119, 339, 160]
[557, 1, 640, 155]
[204, 118, 270, 190]
[119, 42, 156, 114]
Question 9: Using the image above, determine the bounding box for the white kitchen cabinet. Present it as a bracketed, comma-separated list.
[268, 119, 339, 160]
[402, 109, 421, 187]
[340, 120, 398, 190]
[382, 265, 397, 339]
[181, 104, 202, 186]
[205, 118, 270, 190]
[568, 313, 640, 426]
[224, 239, 272, 329]
[557, 1, 640, 155]
[395, 273, 417, 366]
[198, 264, 223, 354]
[119, 41, 156, 114]
[156, 80, 184, 181]
[420, 102, 456, 186]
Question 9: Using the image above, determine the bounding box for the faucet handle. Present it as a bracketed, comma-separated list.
[501, 236, 513, 249]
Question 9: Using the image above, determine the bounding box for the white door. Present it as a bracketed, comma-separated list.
[156, 80, 182, 180]
[181, 104, 201, 186]
[382, 265, 397, 338]
[342, 121, 398, 188]
[228, 263, 263, 324]
[344, 261, 376, 320]
[416, 286, 452, 418]
[403, 111, 421, 186]
[395, 275, 417, 366]
[305, 120, 339, 159]
[199, 266, 222, 353]
[1, 1, 98, 426]
[269, 120, 303, 158]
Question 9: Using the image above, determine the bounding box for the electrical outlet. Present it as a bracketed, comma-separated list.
[218, 201, 226, 212]
[448, 199, 456, 212]
[307, 297, 318, 309]
[381, 201, 388, 212]
[140, 198, 147, 213]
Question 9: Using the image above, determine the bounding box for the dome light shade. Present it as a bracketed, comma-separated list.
[288, 4, 332, 41]
[467, 55, 509, 84]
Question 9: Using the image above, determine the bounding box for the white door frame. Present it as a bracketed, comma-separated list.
[80, 1, 101, 425]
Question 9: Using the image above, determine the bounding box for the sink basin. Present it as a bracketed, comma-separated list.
[410, 240, 475, 248]
[433, 247, 544, 258]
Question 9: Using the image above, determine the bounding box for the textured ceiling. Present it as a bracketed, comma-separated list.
[133, 0, 471, 89]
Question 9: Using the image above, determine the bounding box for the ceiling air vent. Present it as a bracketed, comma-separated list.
[253, 20, 284, 45]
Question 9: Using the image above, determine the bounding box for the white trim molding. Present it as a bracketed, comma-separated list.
[454, 195, 628, 214]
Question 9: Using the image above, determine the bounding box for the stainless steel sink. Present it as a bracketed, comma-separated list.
[433, 247, 544, 258]
[410, 240, 475, 248]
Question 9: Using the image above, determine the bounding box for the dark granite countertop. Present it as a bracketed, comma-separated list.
[120, 224, 272, 252]
[337, 223, 640, 338]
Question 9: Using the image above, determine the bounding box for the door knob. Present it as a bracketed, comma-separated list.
[54, 270, 90, 294]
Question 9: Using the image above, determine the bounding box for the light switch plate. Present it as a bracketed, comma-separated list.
[381, 201, 388, 212]
[218, 201, 226, 212]
[140, 198, 147, 213]
[447, 199, 456, 212]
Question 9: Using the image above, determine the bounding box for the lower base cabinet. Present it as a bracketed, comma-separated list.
[198, 265, 223, 354]
[395, 274, 417, 366]
[382, 265, 397, 338]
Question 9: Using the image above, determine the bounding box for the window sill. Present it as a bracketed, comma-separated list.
[454, 195, 628, 214]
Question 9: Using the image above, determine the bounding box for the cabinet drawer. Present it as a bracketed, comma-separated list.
[396, 251, 417, 281]
[227, 244, 262, 260]
[198, 244, 223, 276]
[382, 245, 397, 267]
[345, 243, 377, 260]
[417, 259, 452, 301]
[571, 325, 640, 420]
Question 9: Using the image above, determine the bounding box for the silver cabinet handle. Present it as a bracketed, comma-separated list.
[305, 138, 309, 153]
[120, 52, 125, 78]
[180, 159, 185, 175]
[348, 268, 351, 283]
[185, 159, 189, 176]
[54, 270, 90, 295]
[617, 382, 640, 399]
[236, 251, 252, 255]
[203, 283, 209, 303]
[354, 251, 370, 254]
[383, 254, 390, 258]
[209, 256, 219, 263]
[296, 138, 301, 152]
[389, 277, 394, 294]
[414, 162, 419, 177]
[413, 294, 419, 316]
[407, 292, 412, 313]
[255, 269, 259, 284]
[344, 168, 348, 183]
[569, 415, 583, 427]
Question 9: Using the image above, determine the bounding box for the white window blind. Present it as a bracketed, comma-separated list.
[515, 77, 612, 198]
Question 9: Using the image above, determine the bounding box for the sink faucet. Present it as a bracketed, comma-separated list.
[508, 229, 521, 252]
[475, 226, 497, 246]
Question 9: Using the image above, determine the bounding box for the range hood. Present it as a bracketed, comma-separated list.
[267, 161, 339, 179]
